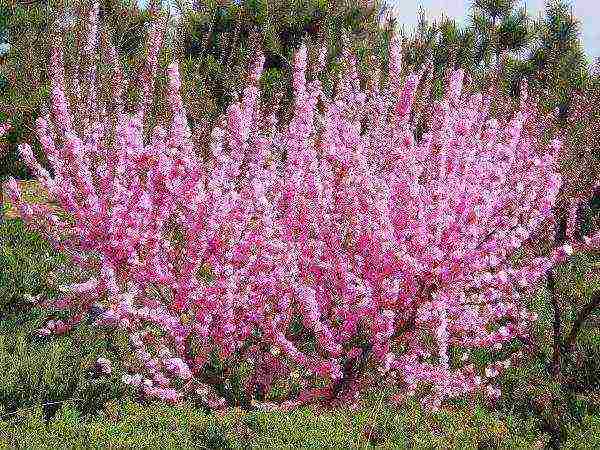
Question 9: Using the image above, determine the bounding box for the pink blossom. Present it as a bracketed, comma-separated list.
[163, 357, 192, 380]
[0, 122, 11, 137]
[10, 20, 590, 410]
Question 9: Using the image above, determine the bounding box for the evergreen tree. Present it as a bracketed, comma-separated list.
[166, 0, 394, 137]
[526, 0, 589, 114]
[469, 0, 532, 90]
[0, 0, 51, 180]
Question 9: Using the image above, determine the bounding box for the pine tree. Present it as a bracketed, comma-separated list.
[526, 0, 589, 114]
[166, 0, 394, 136]
[469, 0, 532, 78]
[0, 0, 50, 180]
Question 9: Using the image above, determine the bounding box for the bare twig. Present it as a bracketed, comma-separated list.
[565, 291, 600, 352]
[391, 280, 435, 340]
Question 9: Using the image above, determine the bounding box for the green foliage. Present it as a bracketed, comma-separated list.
[400, 0, 591, 112]
[0, 218, 130, 421]
[0, 0, 51, 180]
[0, 393, 554, 449]
[516, 0, 589, 112]
[0, 318, 128, 421]
[0, 218, 70, 317]
[497, 10, 530, 53]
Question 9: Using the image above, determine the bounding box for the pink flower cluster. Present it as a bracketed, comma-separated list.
[7, 5, 595, 408]
[35, 318, 72, 336]
[0, 122, 10, 137]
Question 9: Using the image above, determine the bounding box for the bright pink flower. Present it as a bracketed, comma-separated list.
[11, 17, 591, 410]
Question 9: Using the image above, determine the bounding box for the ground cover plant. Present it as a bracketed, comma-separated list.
[0, 393, 547, 449]
[1, 1, 600, 448]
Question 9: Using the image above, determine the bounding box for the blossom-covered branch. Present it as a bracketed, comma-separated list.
[6, 4, 589, 409]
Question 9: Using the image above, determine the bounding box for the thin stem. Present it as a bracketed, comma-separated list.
[565, 291, 600, 352]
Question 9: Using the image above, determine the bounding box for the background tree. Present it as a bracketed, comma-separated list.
[526, 0, 589, 114]
[0, 0, 51, 180]
[470, 0, 530, 69]
[165, 0, 395, 145]
[0, 0, 161, 181]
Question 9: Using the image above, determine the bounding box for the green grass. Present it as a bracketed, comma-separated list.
[1, 179, 52, 219]
[0, 217, 73, 317]
[0, 217, 129, 421]
[0, 395, 550, 449]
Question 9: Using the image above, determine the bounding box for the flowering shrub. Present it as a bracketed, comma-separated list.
[6, 4, 595, 410]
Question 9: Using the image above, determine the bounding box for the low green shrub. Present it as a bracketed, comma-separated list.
[0, 218, 129, 420]
[0, 218, 69, 316]
[0, 395, 548, 449]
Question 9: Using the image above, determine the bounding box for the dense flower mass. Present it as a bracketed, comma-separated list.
[0, 122, 10, 137]
[7, 4, 595, 409]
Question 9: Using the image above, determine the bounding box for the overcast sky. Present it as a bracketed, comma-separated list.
[136, 0, 598, 63]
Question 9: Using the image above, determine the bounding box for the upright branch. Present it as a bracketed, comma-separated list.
[567, 293, 600, 349]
